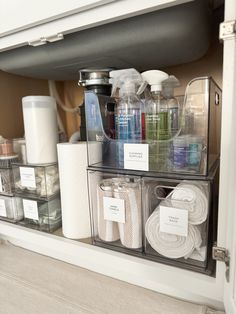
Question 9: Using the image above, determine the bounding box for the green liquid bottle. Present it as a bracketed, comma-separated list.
[141, 70, 170, 171]
[154, 91, 170, 171]
[145, 98, 159, 169]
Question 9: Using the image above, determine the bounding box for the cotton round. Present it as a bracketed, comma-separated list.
[145, 208, 202, 259]
[170, 182, 208, 225]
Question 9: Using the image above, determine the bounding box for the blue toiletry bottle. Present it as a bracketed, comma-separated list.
[110, 69, 146, 167]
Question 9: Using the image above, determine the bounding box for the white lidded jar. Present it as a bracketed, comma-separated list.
[22, 96, 58, 164]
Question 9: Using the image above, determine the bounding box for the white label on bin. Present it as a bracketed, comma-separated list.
[23, 199, 39, 220]
[103, 197, 125, 223]
[124, 144, 149, 171]
[0, 199, 7, 217]
[0, 174, 2, 192]
[160, 205, 188, 237]
[20, 167, 36, 188]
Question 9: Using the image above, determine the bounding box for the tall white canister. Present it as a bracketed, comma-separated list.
[22, 96, 58, 164]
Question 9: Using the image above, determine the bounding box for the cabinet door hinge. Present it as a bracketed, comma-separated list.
[219, 20, 236, 40]
[28, 37, 47, 47]
[45, 33, 64, 43]
[212, 245, 230, 282]
[28, 33, 64, 47]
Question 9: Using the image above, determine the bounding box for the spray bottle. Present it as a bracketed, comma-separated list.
[162, 75, 180, 137]
[110, 68, 146, 167]
[141, 70, 169, 170]
[141, 70, 169, 140]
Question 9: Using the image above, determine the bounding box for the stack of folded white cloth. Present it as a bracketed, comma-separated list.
[114, 182, 142, 249]
[145, 181, 209, 260]
[97, 182, 120, 242]
[96, 177, 142, 249]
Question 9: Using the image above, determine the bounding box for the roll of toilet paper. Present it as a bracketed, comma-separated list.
[57, 142, 91, 239]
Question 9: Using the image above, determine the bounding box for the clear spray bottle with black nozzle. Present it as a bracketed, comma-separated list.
[110, 68, 146, 167]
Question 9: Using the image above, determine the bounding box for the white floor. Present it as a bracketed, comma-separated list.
[0, 240, 224, 314]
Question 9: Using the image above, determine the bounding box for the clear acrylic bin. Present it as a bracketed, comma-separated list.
[18, 195, 62, 232]
[0, 195, 23, 222]
[0, 168, 14, 195]
[88, 170, 144, 256]
[12, 163, 60, 199]
[0, 155, 19, 169]
[85, 77, 221, 176]
[88, 164, 219, 275]
[0, 139, 19, 168]
[143, 165, 219, 275]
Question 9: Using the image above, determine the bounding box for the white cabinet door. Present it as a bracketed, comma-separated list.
[0, 0, 115, 36]
[221, 1, 236, 313]
[0, 0, 192, 51]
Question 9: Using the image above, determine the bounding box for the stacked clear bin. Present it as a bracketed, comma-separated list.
[86, 77, 221, 276]
[88, 166, 218, 275]
[12, 163, 62, 232]
[89, 172, 143, 255]
[85, 77, 221, 175]
[0, 141, 23, 223]
[143, 173, 219, 274]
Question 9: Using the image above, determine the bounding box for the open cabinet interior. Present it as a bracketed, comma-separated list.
[0, 0, 224, 280]
[0, 1, 224, 138]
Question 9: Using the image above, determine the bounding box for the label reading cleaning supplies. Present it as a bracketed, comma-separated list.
[23, 199, 39, 220]
[20, 167, 36, 188]
[103, 197, 125, 223]
[124, 143, 149, 171]
[0, 199, 7, 217]
[160, 205, 188, 237]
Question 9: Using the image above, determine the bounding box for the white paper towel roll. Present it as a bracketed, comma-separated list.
[57, 142, 91, 239]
